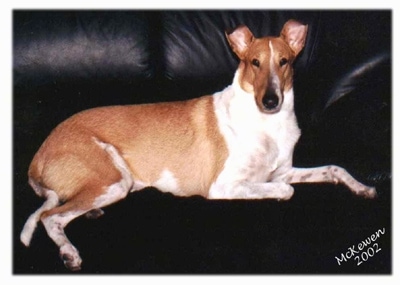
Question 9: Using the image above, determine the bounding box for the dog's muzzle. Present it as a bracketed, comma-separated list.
[262, 89, 281, 112]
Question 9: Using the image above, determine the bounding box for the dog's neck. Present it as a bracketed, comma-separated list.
[213, 71, 298, 143]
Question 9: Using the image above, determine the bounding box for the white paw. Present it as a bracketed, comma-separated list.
[355, 186, 377, 199]
[277, 184, 294, 201]
[60, 244, 82, 271]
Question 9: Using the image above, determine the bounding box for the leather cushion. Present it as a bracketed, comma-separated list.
[13, 11, 154, 88]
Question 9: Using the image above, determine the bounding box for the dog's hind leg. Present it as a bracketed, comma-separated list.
[20, 181, 59, 247]
[25, 141, 133, 271]
[40, 173, 134, 271]
[40, 198, 88, 271]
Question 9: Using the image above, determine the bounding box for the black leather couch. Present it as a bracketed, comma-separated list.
[13, 10, 391, 274]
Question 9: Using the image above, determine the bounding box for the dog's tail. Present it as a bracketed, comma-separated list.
[20, 179, 59, 247]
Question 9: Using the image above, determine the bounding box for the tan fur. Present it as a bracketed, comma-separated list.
[29, 95, 228, 200]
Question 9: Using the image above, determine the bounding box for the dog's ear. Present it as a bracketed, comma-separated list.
[280, 19, 308, 57]
[226, 25, 254, 60]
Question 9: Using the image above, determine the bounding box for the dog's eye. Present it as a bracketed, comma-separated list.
[279, 58, 288, 67]
[251, 59, 260, 67]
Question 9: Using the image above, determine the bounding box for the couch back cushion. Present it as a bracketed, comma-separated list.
[161, 11, 319, 82]
[14, 11, 154, 89]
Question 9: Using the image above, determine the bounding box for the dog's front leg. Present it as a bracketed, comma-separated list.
[286, 166, 377, 198]
[208, 182, 294, 200]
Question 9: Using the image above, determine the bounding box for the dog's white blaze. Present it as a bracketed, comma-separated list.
[153, 169, 181, 195]
[268, 41, 282, 96]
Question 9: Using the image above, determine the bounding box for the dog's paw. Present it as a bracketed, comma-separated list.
[60, 244, 82, 271]
[351, 184, 377, 199]
[277, 184, 294, 201]
[357, 186, 377, 199]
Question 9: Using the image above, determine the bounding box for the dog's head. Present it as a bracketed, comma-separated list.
[226, 19, 308, 114]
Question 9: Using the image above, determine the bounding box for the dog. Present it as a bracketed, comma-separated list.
[20, 19, 376, 271]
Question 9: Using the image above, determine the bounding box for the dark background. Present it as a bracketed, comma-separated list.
[13, 10, 391, 274]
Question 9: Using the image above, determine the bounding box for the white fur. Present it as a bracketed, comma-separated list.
[20, 188, 59, 246]
[94, 138, 134, 191]
[208, 41, 374, 199]
[41, 211, 84, 270]
[93, 182, 131, 209]
[208, 70, 301, 199]
[92, 139, 135, 209]
[269, 40, 283, 100]
[152, 169, 181, 195]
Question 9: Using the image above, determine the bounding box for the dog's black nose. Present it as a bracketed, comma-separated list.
[262, 92, 279, 110]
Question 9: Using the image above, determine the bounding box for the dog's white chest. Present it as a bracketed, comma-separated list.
[265, 112, 301, 176]
[212, 86, 300, 187]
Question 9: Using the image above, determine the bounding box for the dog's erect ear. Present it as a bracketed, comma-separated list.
[226, 25, 254, 60]
[280, 19, 308, 57]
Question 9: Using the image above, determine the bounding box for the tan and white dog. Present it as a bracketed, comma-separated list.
[20, 19, 376, 271]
